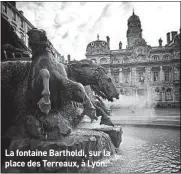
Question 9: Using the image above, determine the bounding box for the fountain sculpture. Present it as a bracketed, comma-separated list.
[1, 28, 122, 173]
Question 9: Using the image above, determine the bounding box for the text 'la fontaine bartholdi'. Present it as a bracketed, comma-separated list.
[6, 149, 85, 157]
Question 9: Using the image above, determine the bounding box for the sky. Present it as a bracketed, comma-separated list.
[17, 2, 180, 60]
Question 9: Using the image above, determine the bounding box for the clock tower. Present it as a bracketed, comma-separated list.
[127, 10, 143, 48]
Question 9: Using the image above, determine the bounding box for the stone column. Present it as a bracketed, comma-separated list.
[169, 66, 173, 81]
[107, 68, 111, 77]
[145, 67, 151, 103]
[172, 88, 175, 102]
[129, 70, 132, 84]
[119, 68, 123, 83]
[145, 66, 151, 83]
[131, 67, 136, 85]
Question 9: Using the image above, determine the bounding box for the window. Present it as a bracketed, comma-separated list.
[12, 26, 16, 32]
[153, 55, 159, 61]
[114, 75, 119, 84]
[20, 32, 25, 42]
[153, 71, 159, 81]
[165, 88, 172, 101]
[138, 72, 145, 84]
[124, 73, 129, 83]
[2, 4, 7, 14]
[12, 11, 16, 21]
[154, 88, 161, 101]
[27, 26, 31, 32]
[20, 18, 24, 28]
[163, 55, 169, 60]
[174, 67, 180, 80]
[174, 92, 180, 101]
[164, 71, 169, 81]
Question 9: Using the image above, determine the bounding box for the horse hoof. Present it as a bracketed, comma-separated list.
[37, 98, 51, 115]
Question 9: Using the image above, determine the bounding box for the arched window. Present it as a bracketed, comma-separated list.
[123, 72, 129, 83]
[153, 71, 159, 81]
[164, 70, 169, 81]
[174, 66, 180, 80]
[154, 87, 161, 101]
[165, 88, 173, 101]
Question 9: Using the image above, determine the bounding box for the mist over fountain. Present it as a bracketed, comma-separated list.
[103, 92, 158, 123]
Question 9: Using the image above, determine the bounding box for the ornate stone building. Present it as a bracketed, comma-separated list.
[1, 1, 64, 63]
[86, 11, 180, 107]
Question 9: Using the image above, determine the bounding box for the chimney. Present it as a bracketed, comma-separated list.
[171, 31, 177, 41]
[159, 38, 162, 47]
[166, 32, 170, 44]
[106, 36, 110, 46]
[119, 41, 122, 49]
[67, 54, 71, 63]
[19, 10, 24, 16]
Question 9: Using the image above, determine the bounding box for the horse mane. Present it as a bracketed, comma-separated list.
[69, 59, 107, 73]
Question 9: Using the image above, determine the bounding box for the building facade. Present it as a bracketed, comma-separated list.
[86, 12, 180, 107]
[1, 1, 64, 63]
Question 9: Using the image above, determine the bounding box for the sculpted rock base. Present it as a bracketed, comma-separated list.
[77, 118, 123, 148]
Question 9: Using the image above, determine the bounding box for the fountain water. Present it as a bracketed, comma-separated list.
[103, 92, 158, 124]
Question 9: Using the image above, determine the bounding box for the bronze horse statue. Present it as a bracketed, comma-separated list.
[1, 29, 96, 140]
[65, 60, 119, 126]
[66, 59, 119, 102]
[26, 29, 96, 118]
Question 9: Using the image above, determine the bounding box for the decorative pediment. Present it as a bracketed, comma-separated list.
[122, 67, 131, 72]
[162, 66, 172, 71]
[136, 67, 145, 72]
[151, 66, 160, 71]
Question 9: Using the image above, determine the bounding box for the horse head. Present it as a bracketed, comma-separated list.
[68, 59, 119, 102]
